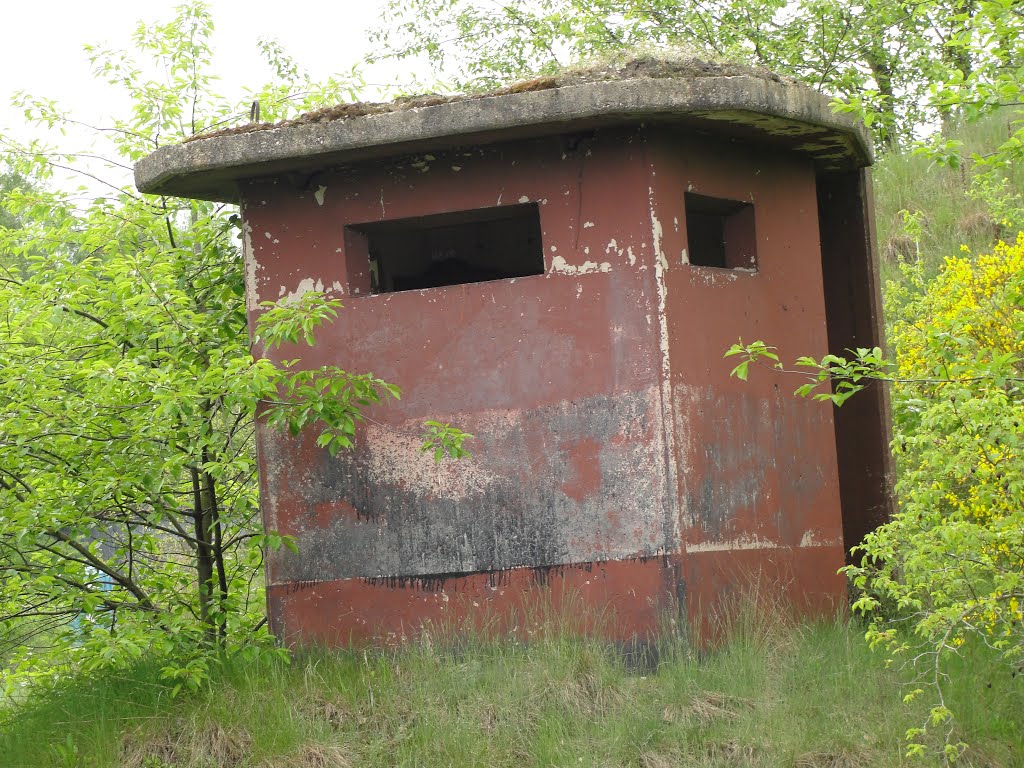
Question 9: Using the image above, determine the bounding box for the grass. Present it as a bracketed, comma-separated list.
[873, 110, 1024, 289]
[2, 604, 1022, 768]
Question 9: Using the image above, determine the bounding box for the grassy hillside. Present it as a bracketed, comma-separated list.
[873, 113, 1023, 288]
[2, 610, 1022, 768]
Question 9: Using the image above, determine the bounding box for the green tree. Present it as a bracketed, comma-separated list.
[0, 1, 466, 693]
[372, 0, 995, 148]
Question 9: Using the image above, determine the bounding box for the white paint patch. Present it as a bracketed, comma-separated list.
[451, 165, 462, 172]
[648, 184, 680, 544]
[799, 531, 841, 548]
[242, 222, 260, 310]
[314, 185, 327, 206]
[681, 248, 689, 265]
[550, 255, 611, 275]
[365, 424, 497, 500]
[279, 277, 325, 305]
[583, 246, 590, 255]
[650, 206, 670, 273]
[518, 195, 530, 203]
[626, 246, 636, 266]
[605, 238, 618, 253]
[583, 221, 595, 228]
[687, 536, 780, 553]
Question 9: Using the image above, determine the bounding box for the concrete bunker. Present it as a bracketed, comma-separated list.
[135, 59, 893, 646]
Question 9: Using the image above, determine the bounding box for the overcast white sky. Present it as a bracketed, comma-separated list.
[0, 0, 415, 176]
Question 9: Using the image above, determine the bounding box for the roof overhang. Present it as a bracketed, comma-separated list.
[134, 75, 873, 203]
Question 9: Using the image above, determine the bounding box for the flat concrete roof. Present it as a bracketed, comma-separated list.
[135, 74, 873, 202]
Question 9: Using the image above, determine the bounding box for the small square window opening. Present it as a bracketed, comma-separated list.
[685, 193, 757, 270]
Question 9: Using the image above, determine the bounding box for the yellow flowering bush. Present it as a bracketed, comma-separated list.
[892, 235, 1024, 378]
[846, 233, 1024, 754]
[727, 234, 1024, 756]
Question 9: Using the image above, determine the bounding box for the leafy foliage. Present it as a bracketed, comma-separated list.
[727, 234, 1024, 756]
[853, 235, 1024, 755]
[373, 0, 1005, 148]
[0, 1, 468, 694]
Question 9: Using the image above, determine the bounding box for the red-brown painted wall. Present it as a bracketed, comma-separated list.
[645, 129, 847, 619]
[241, 126, 850, 645]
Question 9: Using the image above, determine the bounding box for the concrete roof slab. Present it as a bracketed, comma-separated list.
[134, 75, 873, 202]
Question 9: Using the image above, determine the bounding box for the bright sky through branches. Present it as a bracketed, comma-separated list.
[0, 0, 403, 149]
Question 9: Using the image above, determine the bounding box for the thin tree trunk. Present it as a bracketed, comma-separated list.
[865, 49, 899, 148]
[191, 465, 216, 644]
[202, 446, 229, 642]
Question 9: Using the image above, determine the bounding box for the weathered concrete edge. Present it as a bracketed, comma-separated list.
[135, 76, 873, 202]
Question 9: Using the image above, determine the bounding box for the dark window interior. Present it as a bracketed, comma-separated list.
[347, 203, 544, 293]
[685, 193, 757, 270]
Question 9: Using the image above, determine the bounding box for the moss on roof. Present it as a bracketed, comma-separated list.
[187, 53, 798, 144]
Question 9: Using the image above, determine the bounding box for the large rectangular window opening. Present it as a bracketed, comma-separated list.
[347, 203, 544, 293]
[685, 193, 757, 270]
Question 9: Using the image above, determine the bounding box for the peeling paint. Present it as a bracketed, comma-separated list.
[280, 277, 325, 304]
[365, 423, 497, 500]
[314, 185, 327, 206]
[687, 536, 781, 553]
[550, 255, 611, 275]
[799, 530, 841, 548]
[242, 222, 260, 310]
[647, 179, 681, 555]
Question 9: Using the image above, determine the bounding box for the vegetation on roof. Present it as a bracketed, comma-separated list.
[186, 51, 798, 143]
